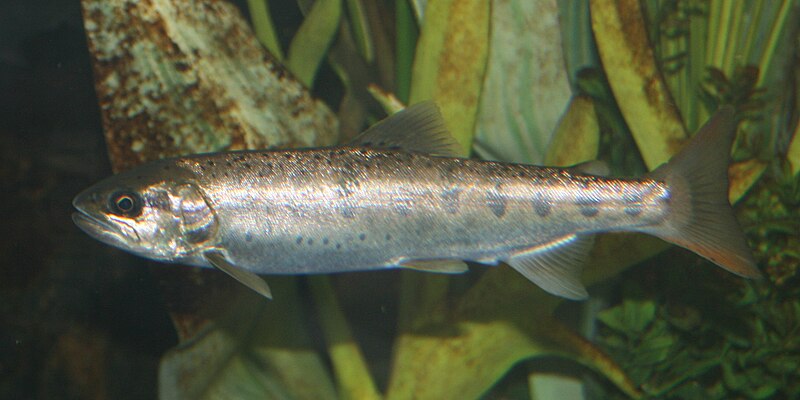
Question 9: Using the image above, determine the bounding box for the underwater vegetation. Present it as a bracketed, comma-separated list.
[73, 0, 798, 399]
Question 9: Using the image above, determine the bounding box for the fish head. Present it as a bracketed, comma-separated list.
[72, 162, 218, 262]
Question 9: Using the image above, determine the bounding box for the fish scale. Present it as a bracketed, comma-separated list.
[73, 102, 760, 300]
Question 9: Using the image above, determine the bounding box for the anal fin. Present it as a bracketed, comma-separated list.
[505, 234, 594, 300]
[400, 259, 469, 274]
[204, 250, 273, 299]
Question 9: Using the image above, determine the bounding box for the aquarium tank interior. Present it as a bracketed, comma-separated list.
[2, 0, 799, 399]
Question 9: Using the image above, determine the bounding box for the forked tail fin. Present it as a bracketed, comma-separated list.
[644, 106, 761, 278]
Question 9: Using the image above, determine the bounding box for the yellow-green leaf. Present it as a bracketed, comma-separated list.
[788, 119, 800, 176]
[387, 266, 642, 399]
[590, 0, 687, 170]
[159, 279, 338, 400]
[408, 0, 490, 153]
[544, 96, 599, 166]
[309, 277, 380, 400]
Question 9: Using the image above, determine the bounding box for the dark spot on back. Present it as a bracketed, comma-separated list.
[624, 206, 643, 216]
[533, 197, 551, 217]
[577, 198, 600, 217]
[486, 191, 507, 218]
[245, 232, 253, 242]
[296, 236, 303, 245]
[307, 238, 314, 245]
[441, 188, 462, 214]
[385, 233, 392, 241]
[323, 237, 329, 245]
[336, 243, 342, 250]
[340, 206, 356, 219]
[359, 233, 366, 241]
[581, 207, 599, 217]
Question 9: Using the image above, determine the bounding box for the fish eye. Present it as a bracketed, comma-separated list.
[109, 191, 142, 217]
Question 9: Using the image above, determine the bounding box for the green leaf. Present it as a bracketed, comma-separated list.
[623, 300, 656, 333]
[288, 0, 342, 87]
[636, 334, 674, 365]
[246, 0, 284, 60]
[344, 0, 373, 62]
[597, 306, 627, 333]
[394, 0, 418, 103]
[598, 299, 656, 334]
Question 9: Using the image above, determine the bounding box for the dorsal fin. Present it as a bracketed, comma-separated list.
[349, 102, 463, 157]
[569, 160, 610, 176]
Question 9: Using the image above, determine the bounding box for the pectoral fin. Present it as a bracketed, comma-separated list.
[400, 259, 469, 274]
[505, 234, 594, 300]
[204, 250, 273, 299]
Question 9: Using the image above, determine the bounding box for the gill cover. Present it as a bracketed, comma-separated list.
[176, 184, 218, 245]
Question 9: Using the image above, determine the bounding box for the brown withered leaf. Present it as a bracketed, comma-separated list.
[81, 0, 339, 173]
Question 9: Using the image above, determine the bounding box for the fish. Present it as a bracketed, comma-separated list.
[72, 102, 761, 300]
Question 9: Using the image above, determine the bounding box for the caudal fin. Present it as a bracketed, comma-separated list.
[644, 106, 761, 278]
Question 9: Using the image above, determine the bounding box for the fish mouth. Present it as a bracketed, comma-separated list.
[72, 208, 140, 248]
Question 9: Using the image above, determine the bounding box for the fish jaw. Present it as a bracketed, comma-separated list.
[72, 191, 141, 251]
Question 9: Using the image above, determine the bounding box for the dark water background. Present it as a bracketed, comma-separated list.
[1, 2, 178, 398]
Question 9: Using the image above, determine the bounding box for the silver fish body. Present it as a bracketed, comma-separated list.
[73, 103, 760, 300]
[171, 148, 667, 271]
